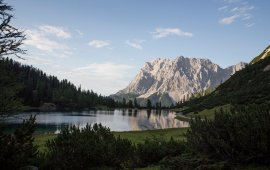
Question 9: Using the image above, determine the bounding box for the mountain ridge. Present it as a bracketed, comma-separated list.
[180, 45, 270, 114]
[112, 56, 246, 106]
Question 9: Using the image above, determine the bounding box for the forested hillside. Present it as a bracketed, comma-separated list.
[0, 58, 118, 110]
[179, 47, 270, 114]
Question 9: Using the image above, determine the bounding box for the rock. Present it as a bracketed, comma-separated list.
[263, 64, 270, 72]
[20, 165, 39, 170]
[112, 56, 246, 106]
[39, 103, 56, 111]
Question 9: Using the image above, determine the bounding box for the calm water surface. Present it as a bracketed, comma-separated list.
[2, 109, 189, 134]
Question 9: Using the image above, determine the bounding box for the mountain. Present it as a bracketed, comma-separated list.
[181, 46, 270, 114]
[250, 45, 270, 64]
[112, 56, 246, 106]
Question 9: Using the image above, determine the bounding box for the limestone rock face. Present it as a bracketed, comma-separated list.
[112, 56, 246, 106]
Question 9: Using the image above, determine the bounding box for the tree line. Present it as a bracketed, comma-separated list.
[1, 57, 167, 111]
[0, 58, 120, 110]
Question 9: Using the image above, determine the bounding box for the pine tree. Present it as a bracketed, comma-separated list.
[0, 116, 38, 169]
[134, 98, 138, 108]
[146, 99, 152, 109]
[127, 100, 133, 108]
[122, 98, 126, 108]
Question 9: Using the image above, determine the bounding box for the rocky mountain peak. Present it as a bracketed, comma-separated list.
[112, 56, 246, 106]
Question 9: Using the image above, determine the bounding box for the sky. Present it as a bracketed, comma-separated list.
[6, 0, 270, 95]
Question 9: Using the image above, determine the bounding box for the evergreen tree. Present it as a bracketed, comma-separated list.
[155, 102, 161, 109]
[146, 99, 152, 109]
[0, 58, 119, 110]
[45, 124, 134, 169]
[134, 98, 138, 108]
[0, 116, 38, 170]
[127, 99, 133, 108]
[0, 0, 25, 115]
[186, 104, 270, 164]
[122, 98, 126, 108]
[0, 64, 22, 115]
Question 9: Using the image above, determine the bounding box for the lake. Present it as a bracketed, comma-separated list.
[1, 109, 189, 134]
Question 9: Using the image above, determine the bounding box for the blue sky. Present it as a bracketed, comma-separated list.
[7, 0, 270, 95]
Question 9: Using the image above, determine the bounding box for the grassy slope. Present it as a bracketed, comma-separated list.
[34, 128, 188, 152]
[34, 134, 56, 152]
[114, 128, 187, 144]
[250, 45, 270, 64]
[179, 55, 270, 115]
[174, 104, 231, 120]
[186, 104, 231, 119]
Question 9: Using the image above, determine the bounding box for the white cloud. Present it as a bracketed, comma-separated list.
[230, 6, 254, 14]
[14, 54, 134, 95]
[24, 25, 73, 57]
[219, 15, 239, 25]
[39, 25, 71, 38]
[126, 40, 144, 50]
[151, 28, 193, 39]
[218, 0, 255, 27]
[75, 29, 83, 36]
[59, 63, 134, 95]
[218, 5, 228, 11]
[223, 0, 241, 3]
[24, 29, 69, 52]
[15, 55, 53, 66]
[246, 23, 255, 28]
[73, 63, 133, 79]
[242, 13, 252, 20]
[88, 40, 110, 48]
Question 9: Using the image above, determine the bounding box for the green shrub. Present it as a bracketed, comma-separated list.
[0, 116, 38, 170]
[136, 137, 186, 167]
[160, 154, 231, 170]
[186, 104, 270, 164]
[43, 123, 135, 170]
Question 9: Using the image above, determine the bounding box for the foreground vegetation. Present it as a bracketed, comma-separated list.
[1, 104, 270, 169]
[34, 128, 188, 152]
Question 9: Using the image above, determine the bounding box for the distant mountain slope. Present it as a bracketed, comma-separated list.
[0, 58, 117, 110]
[250, 45, 270, 64]
[112, 56, 246, 106]
[181, 47, 270, 114]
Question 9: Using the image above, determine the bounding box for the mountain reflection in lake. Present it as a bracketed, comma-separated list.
[2, 109, 189, 134]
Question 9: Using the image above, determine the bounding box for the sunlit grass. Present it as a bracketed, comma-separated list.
[186, 104, 231, 119]
[34, 128, 188, 152]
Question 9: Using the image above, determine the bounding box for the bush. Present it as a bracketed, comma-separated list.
[186, 104, 270, 164]
[43, 123, 135, 170]
[160, 154, 231, 170]
[136, 136, 186, 167]
[0, 116, 38, 170]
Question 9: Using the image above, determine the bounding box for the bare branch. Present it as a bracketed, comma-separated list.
[0, 0, 26, 59]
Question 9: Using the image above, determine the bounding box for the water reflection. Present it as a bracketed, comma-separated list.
[128, 109, 132, 116]
[134, 110, 138, 117]
[2, 109, 189, 134]
[147, 109, 151, 119]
